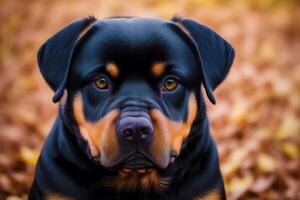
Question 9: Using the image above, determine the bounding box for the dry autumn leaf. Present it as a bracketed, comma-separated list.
[282, 143, 299, 159]
[19, 147, 39, 167]
[257, 153, 277, 173]
[222, 148, 249, 179]
[226, 174, 254, 199]
[259, 41, 278, 61]
[275, 115, 299, 140]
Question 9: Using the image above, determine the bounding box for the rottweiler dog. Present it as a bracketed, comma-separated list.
[29, 16, 234, 200]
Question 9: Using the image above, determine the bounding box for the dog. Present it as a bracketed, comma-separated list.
[29, 16, 234, 200]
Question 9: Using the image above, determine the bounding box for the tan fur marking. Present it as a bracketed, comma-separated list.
[106, 62, 119, 78]
[100, 118, 120, 167]
[194, 190, 221, 200]
[73, 96, 119, 163]
[45, 194, 73, 200]
[102, 169, 170, 191]
[152, 62, 166, 77]
[150, 94, 197, 157]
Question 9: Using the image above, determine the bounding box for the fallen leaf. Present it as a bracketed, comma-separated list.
[19, 147, 39, 167]
[257, 153, 276, 173]
[230, 103, 248, 125]
[259, 41, 278, 61]
[275, 116, 299, 140]
[226, 174, 254, 199]
[282, 143, 299, 159]
[222, 148, 249, 179]
[250, 175, 276, 193]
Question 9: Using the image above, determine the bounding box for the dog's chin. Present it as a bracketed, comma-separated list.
[117, 153, 157, 175]
[94, 153, 173, 173]
[91, 152, 175, 190]
[121, 153, 177, 173]
[89, 149, 178, 173]
[122, 154, 155, 168]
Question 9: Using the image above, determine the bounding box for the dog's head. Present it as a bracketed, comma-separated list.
[38, 16, 234, 190]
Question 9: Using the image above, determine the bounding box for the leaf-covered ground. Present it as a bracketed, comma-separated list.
[0, 0, 299, 199]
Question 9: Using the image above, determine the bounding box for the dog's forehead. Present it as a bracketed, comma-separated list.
[72, 18, 198, 78]
[100, 17, 169, 30]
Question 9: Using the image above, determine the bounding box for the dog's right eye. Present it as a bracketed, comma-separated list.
[95, 77, 109, 90]
[162, 78, 178, 91]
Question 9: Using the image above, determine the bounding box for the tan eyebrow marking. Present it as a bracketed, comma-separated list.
[152, 62, 166, 77]
[106, 62, 119, 78]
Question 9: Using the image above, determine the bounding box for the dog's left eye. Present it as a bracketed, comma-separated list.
[163, 78, 177, 91]
[95, 77, 109, 89]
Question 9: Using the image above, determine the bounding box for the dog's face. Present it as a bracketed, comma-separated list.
[38, 17, 234, 190]
[71, 18, 200, 169]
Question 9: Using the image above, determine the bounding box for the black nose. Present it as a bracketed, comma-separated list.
[117, 116, 153, 141]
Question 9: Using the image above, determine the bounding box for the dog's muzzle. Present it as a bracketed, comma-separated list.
[116, 108, 155, 169]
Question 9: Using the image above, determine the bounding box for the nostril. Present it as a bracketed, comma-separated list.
[140, 127, 153, 136]
[121, 129, 134, 138]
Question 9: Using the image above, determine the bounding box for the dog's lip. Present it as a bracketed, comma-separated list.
[120, 153, 155, 169]
[121, 168, 154, 174]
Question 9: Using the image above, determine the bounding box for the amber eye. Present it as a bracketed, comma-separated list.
[163, 78, 177, 91]
[95, 77, 109, 89]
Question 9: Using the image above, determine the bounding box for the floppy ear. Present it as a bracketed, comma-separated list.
[38, 17, 96, 103]
[171, 17, 235, 104]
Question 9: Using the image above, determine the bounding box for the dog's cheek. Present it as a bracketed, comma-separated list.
[171, 94, 197, 154]
[73, 97, 100, 157]
[149, 110, 172, 168]
[150, 94, 197, 160]
[73, 97, 120, 163]
[99, 121, 120, 168]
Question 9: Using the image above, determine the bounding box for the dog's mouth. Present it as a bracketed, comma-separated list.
[119, 153, 155, 172]
[117, 151, 177, 173]
[124, 154, 154, 168]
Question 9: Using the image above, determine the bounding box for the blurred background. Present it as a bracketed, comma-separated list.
[0, 0, 300, 199]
